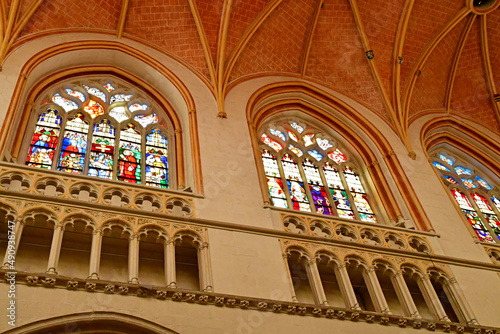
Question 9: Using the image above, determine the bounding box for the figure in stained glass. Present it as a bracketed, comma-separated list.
[262, 149, 288, 208]
[145, 129, 168, 188]
[89, 120, 115, 179]
[27, 109, 61, 169]
[328, 149, 347, 165]
[58, 113, 88, 174]
[118, 124, 141, 183]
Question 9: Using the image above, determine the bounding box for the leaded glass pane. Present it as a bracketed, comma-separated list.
[282, 153, 310, 212]
[476, 176, 491, 189]
[145, 129, 168, 188]
[84, 100, 105, 118]
[109, 106, 129, 123]
[261, 133, 282, 152]
[262, 149, 288, 208]
[89, 119, 115, 179]
[52, 93, 78, 112]
[57, 113, 88, 174]
[118, 124, 141, 183]
[26, 108, 61, 169]
[328, 149, 347, 165]
[433, 162, 450, 171]
[269, 129, 286, 141]
[303, 158, 331, 215]
[83, 85, 106, 102]
[134, 114, 159, 128]
[110, 94, 133, 103]
[451, 189, 494, 242]
[65, 89, 85, 102]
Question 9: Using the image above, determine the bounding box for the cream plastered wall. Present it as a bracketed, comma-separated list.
[0, 33, 500, 330]
[0, 284, 444, 334]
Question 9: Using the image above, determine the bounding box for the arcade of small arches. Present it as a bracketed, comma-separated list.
[0, 204, 212, 292]
[281, 242, 477, 325]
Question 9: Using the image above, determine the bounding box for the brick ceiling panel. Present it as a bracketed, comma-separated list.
[356, 0, 405, 98]
[306, 0, 386, 116]
[487, 9, 500, 91]
[450, 19, 499, 133]
[196, 0, 224, 62]
[409, 17, 467, 118]
[229, 0, 316, 81]
[20, 0, 122, 37]
[124, 0, 210, 78]
[400, 0, 465, 95]
[226, 0, 271, 59]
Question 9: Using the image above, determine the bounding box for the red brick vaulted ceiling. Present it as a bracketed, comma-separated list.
[450, 18, 499, 133]
[11, 0, 500, 133]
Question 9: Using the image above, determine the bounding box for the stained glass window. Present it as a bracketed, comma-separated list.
[104, 83, 115, 92]
[433, 162, 450, 171]
[58, 113, 88, 174]
[89, 119, 115, 179]
[83, 85, 106, 102]
[343, 166, 376, 223]
[282, 154, 311, 212]
[118, 124, 141, 183]
[303, 158, 331, 215]
[451, 189, 494, 242]
[129, 103, 149, 112]
[261, 134, 282, 152]
[433, 151, 500, 243]
[259, 121, 377, 222]
[262, 149, 288, 208]
[26, 108, 61, 169]
[84, 100, 104, 119]
[26, 80, 172, 189]
[145, 129, 168, 188]
[134, 114, 159, 128]
[110, 94, 133, 103]
[109, 106, 129, 123]
[65, 89, 85, 102]
[52, 93, 78, 112]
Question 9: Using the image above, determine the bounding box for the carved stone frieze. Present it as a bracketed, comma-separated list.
[280, 213, 434, 255]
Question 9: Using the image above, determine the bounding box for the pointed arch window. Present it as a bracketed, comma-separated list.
[259, 120, 377, 223]
[432, 151, 500, 243]
[23, 78, 173, 189]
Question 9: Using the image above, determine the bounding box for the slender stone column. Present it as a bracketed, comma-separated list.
[198, 242, 213, 292]
[306, 258, 328, 305]
[364, 266, 391, 314]
[447, 277, 478, 325]
[419, 274, 450, 322]
[335, 262, 361, 310]
[164, 239, 176, 288]
[392, 270, 421, 318]
[46, 223, 64, 274]
[283, 253, 299, 302]
[2, 217, 24, 269]
[128, 233, 139, 284]
[88, 228, 102, 279]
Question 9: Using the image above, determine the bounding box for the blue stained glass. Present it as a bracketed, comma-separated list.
[461, 178, 476, 189]
[455, 166, 472, 175]
[439, 154, 453, 166]
[58, 113, 89, 174]
[476, 176, 492, 190]
[308, 149, 323, 161]
[83, 85, 106, 102]
[145, 129, 168, 188]
[433, 162, 450, 171]
[290, 122, 304, 133]
[270, 128, 286, 141]
[444, 176, 459, 184]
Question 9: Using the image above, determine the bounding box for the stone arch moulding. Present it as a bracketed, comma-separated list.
[3, 311, 180, 334]
[421, 116, 500, 178]
[0, 41, 203, 194]
[246, 81, 433, 232]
